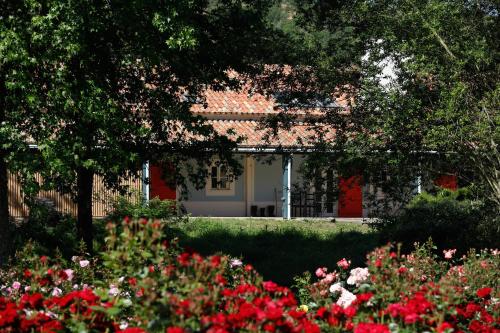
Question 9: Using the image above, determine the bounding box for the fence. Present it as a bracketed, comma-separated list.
[7, 172, 142, 218]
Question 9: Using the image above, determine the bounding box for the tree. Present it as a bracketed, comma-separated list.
[360, 0, 499, 209]
[0, 1, 45, 262]
[265, 0, 499, 211]
[3, 0, 278, 252]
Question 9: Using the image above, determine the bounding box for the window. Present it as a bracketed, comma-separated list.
[206, 162, 235, 196]
[210, 164, 230, 190]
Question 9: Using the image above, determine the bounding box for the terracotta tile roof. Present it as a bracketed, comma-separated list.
[208, 119, 335, 148]
[190, 88, 339, 148]
[191, 90, 279, 116]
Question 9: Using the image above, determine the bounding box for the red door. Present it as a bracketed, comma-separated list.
[150, 164, 176, 200]
[338, 176, 363, 217]
[434, 174, 457, 191]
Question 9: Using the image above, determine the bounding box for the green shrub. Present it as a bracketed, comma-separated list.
[107, 195, 183, 222]
[10, 199, 79, 258]
[375, 189, 499, 253]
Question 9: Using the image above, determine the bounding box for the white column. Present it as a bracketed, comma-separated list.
[142, 161, 150, 203]
[282, 154, 292, 220]
[245, 155, 255, 216]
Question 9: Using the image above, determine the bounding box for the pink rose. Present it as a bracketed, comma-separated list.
[230, 259, 243, 268]
[108, 285, 120, 297]
[315, 267, 327, 278]
[64, 269, 74, 281]
[443, 249, 457, 259]
[337, 258, 351, 270]
[52, 287, 62, 297]
[323, 273, 337, 283]
[12, 281, 21, 290]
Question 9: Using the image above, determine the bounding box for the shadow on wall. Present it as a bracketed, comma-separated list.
[170, 226, 380, 287]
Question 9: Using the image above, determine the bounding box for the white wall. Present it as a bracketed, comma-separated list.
[181, 201, 246, 217]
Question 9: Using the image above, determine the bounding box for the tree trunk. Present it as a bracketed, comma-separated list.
[0, 74, 10, 264]
[77, 167, 94, 253]
[0, 152, 9, 264]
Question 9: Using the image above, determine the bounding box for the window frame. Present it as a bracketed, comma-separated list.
[206, 162, 235, 196]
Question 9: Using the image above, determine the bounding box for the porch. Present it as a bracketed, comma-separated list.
[149, 152, 368, 219]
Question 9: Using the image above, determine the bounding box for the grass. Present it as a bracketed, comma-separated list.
[170, 218, 380, 286]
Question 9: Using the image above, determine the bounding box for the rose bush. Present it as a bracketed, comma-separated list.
[1, 218, 498, 332]
[0, 218, 321, 332]
[296, 242, 499, 333]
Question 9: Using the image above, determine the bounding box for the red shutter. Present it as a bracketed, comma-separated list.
[150, 163, 176, 200]
[434, 175, 457, 191]
[338, 175, 363, 217]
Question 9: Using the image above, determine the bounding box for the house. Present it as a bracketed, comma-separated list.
[8, 88, 457, 219]
[148, 89, 379, 219]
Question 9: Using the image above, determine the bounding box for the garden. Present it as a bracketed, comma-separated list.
[1, 215, 498, 333]
[2, 0, 499, 332]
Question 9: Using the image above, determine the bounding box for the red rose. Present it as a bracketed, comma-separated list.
[288, 309, 305, 319]
[469, 320, 488, 333]
[263, 323, 276, 332]
[303, 321, 320, 333]
[215, 274, 227, 285]
[166, 327, 185, 333]
[356, 292, 373, 304]
[404, 313, 420, 324]
[397, 266, 408, 274]
[40, 320, 64, 332]
[177, 253, 191, 266]
[476, 287, 492, 298]
[436, 322, 453, 333]
[210, 255, 221, 268]
[20, 293, 44, 309]
[265, 303, 283, 320]
[316, 306, 328, 318]
[263, 281, 278, 293]
[344, 306, 357, 318]
[354, 323, 390, 333]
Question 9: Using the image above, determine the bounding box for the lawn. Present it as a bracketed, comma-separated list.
[170, 218, 379, 286]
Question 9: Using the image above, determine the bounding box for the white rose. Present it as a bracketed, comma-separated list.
[329, 283, 343, 294]
[79, 260, 90, 268]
